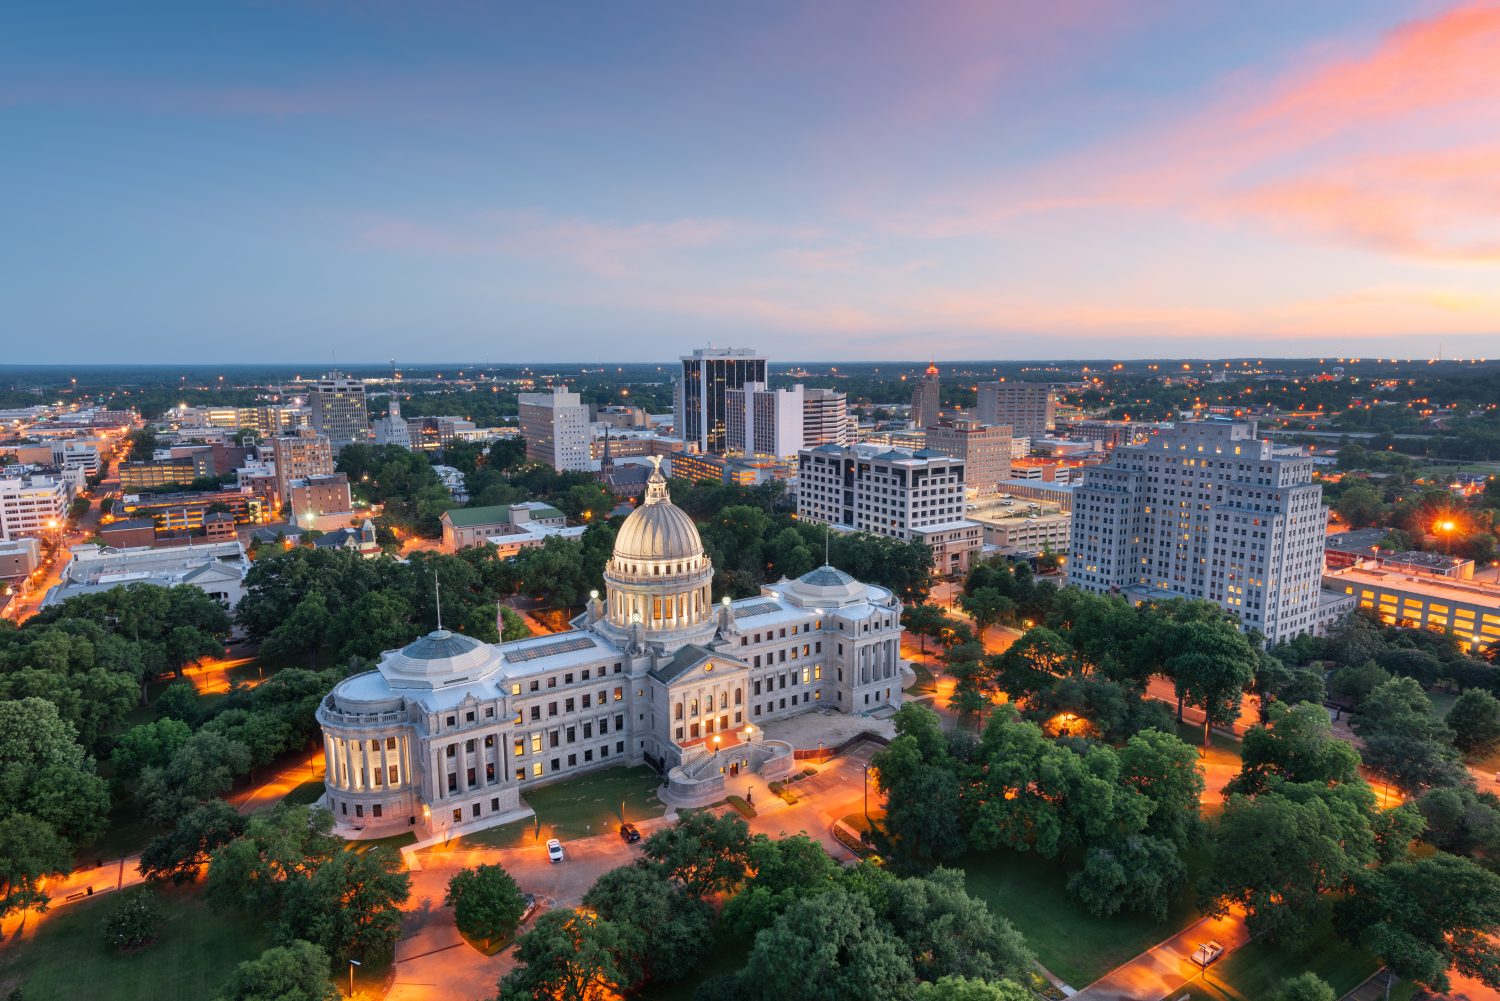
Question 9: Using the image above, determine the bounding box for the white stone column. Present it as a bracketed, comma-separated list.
[457, 742, 469, 793]
[432, 746, 445, 800]
[323, 735, 338, 790]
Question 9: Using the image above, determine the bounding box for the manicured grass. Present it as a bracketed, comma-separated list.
[0, 884, 271, 1001]
[283, 779, 327, 806]
[1177, 915, 1417, 1001]
[423, 765, 664, 853]
[960, 846, 1210, 989]
[345, 831, 417, 855]
[906, 662, 938, 693]
[73, 807, 164, 868]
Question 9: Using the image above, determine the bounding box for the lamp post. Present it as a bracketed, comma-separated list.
[862, 762, 870, 821]
[1438, 519, 1457, 555]
[348, 958, 361, 997]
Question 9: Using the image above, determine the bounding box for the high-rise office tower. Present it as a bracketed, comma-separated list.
[271, 427, 335, 506]
[923, 420, 1012, 495]
[910, 363, 941, 429]
[675, 347, 768, 453]
[518, 385, 590, 471]
[308, 372, 370, 450]
[725, 382, 804, 459]
[976, 381, 1055, 440]
[1067, 419, 1334, 645]
[802, 388, 849, 447]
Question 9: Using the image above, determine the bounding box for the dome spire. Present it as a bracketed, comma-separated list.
[643, 455, 670, 506]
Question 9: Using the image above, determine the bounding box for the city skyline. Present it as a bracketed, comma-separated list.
[6, 2, 1500, 363]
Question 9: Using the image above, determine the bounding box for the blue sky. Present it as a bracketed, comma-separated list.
[4, 2, 1498, 363]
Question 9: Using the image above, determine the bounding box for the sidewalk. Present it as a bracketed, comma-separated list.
[1070, 907, 1250, 1001]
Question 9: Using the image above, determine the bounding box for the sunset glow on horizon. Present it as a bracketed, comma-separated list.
[5, 1, 1500, 362]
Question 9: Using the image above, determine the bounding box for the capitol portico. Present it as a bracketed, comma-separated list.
[316, 460, 907, 838]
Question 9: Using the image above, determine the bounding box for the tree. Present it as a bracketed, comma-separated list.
[1353, 677, 1469, 794]
[1201, 786, 1375, 942]
[0, 697, 109, 845]
[735, 889, 915, 1001]
[153, 680, 199, 721]
[214, 940, 338, 1001]
[1335, 852, 1500, 993]
[103, 889, 163, 953]
[1116, 728, 1204, 849]
[870, 734, 967, 872]
[284, 846, 411, 963]
[138, 800, 247, 884]
[1167, 617, 1257, 749]
[0, 814, 72, 918]
[879, 868, 1035, 983]
[1068, 834, 1186, 921]
[206, 804, 341, 915]
[137, 730, 252, 824]
[111, 717, 192, 779]
[1227, 702, 1362, 796]
[721, 834, 843, 937]
[1271, 973, 1336, 1001]
[1449, 689, 1500, 755]
[914, 978, 1032, 1001]
[1335, 483, 1386, 528]
[582, 862, 712, 988]
[499, 606, 532, 642]
[497, 909, 625, 1001]
[959, 588, 1013, 635]
[446, 864, 527, 947]
[640, 810, 751, 897]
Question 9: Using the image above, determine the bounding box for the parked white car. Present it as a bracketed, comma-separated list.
[1191, 941, 1224, 967]
[546, 838, 564, 863]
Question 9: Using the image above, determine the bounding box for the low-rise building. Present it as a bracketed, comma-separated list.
[288, 473, 354, 531]
[0, 538, 40, 581]
[120, 452, 216, 491]
[44, 541, 250, 611]
[668, 451, 781, 487]
[430, 465, 469, 503]
[441, 502, 567, 551]
[981, 512, 1073, 556]
[121, 489, 267, 532]
[99, 518, 159, 549]
[1323, 563, 1500, 654]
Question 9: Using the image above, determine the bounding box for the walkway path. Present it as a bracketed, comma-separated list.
[229, 748, 326, 815]
[0, 854, 147, 944]
[1071, 907, 1250, 1001]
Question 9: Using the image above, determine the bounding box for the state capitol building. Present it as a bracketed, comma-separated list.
[316, 461, 907, 838]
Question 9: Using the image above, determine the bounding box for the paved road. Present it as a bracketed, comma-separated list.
[1071, 907, 1251, 1001]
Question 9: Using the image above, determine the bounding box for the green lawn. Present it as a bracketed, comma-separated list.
[0, 884, 271, 1001]
[421, 765, 665, 853]
[283, 779, 327, 806]
[960, 846, 1211, 989]
[1177, 916, 1417, 1001]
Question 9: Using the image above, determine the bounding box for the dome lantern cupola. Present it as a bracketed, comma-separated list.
[601, 457, 714, 644]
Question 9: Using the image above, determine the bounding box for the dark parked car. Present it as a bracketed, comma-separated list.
[619, 822, 641, 843]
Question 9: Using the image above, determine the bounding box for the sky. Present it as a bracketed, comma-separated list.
[4, 1, 1500, 364]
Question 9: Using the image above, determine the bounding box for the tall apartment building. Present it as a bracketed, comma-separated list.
[0, 474, 70, 541]
[270, 428, 335, 506]
[802, 388, 849, 448]
[923, 420, 1012, 496]
[910, 363, 941, 429]
[518, 386, 591, 472]
[797, 443, 981, 574]
[726, 382, 804, 459]
[308, 372, 370, 450]
[1067, 419, 1333, 644]
[675, 347, 767, 453]
[977, 381, 1056, 440]
[373, 399, 410, 449]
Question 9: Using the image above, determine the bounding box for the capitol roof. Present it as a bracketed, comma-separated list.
[612, 459, 703, 563]
[376, 628, 503, 692]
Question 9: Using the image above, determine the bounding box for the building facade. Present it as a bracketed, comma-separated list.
[441, 502, 567, 552]
[308, 372, 370, 450]
[796, 443, 981, 574]
[288, 473, 354, 530]
[923, 420, 1012, 496]
[675, 347, 768, 454]
[518, 386, 591, 472]
[1324, 564, 1500, 654]
[44, 540, 250, 610]
[119, 453, 215, 491]
[910, 363, 941, 429]
[725, 382, 804, 459]
[373, 400, 411, 449]
[1067, 419, 1333, 644]
[0, 474, 70, 541]
[316, 462, 905, 838]
[977, 382, 1056, 439]
[802, 388, 849, 448]
[271, 428, 336, 506]
[982, 512, 1072, 556]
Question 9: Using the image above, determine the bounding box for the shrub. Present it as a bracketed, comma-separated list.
[104, 891, 163, 953]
